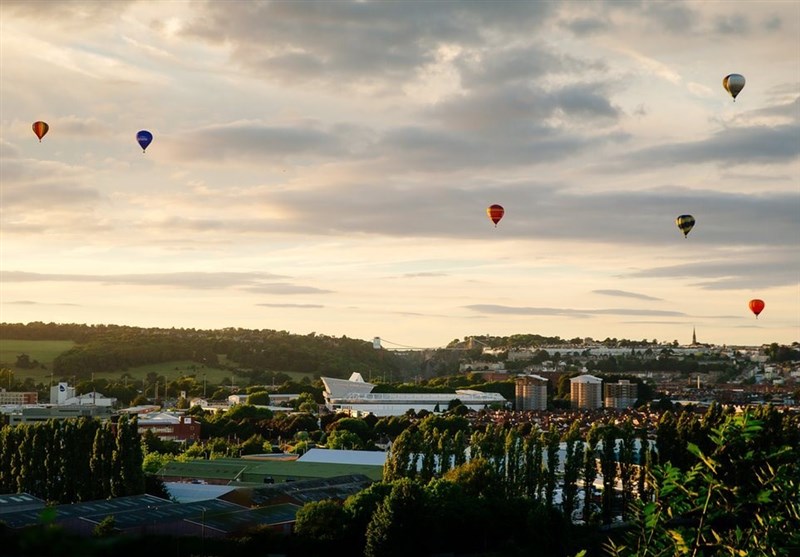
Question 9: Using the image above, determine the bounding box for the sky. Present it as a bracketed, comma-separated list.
[1, 0, 798, 350]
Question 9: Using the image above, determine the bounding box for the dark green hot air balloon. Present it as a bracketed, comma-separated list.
[676, 214, 695, 238]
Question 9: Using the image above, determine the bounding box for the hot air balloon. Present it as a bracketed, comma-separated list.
[748, 299, 765, 318]
[723, 73, 745, 101]
[487, 204, 504, 227]
[136, 130, 153, 152]
[676, 214, 695, 238]
[32, 121, 49, 142]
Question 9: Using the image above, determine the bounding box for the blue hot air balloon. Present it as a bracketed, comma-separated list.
[136, 130, 153, 153]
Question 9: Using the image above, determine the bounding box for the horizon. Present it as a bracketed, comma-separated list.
[2, 1, 798, 349]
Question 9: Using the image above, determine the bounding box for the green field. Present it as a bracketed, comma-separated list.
[0, 339, 315, 385]
[0, 339, 75, 377]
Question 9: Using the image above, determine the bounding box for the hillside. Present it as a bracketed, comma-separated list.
[0, 323, 413, 381]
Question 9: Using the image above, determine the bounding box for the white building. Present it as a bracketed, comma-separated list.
[570, 374, 603, 409]
[321, 373, 507, 417]
[49, 382, 116, 407]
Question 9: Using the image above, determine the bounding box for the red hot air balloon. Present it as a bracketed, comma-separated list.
[749, 299, 765, 318]
[487, 204, 504, 227]
[32, 121, 49, 142]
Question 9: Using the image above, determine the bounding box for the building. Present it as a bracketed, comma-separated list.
[570, 374, 603, 409]
[604, 379, 639, 409]
[49, 382, 116, 407]
[7, 405, 114, 425]
[136, 412, 201, 442]
[321, 372, 507, 417]
[0, 390, 37, 405]
[515, 374, 548, 411]
[50, 382, 75, 404]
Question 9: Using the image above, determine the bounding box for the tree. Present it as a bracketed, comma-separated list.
[582, 423, 600, 523]
[562, 420, 583, 521]
[599, 421, 619, 525]
[365, 479, 429, 557]
[294, 499, 349, 545]
[247, 390, 270, 405]
[93, 515, 117, 537]
[607, 411, 800, 556]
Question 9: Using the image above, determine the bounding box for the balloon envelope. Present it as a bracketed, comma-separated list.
[723, 74, 745, 100]
[748, 299, 765, 318]
[136, 130, 153, 152]
[676, 214, 695, 238]
[487, 204, 504, 227]
[32, 121, 49, 142]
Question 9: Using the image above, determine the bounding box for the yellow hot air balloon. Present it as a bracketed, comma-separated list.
[723, 73, 745, 101]
[676, 214, 695, 238]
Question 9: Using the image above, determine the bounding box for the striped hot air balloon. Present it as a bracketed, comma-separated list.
[676, 214, 695, 238]
[487, 204, 504, 227]
[32, 121, 49, 142]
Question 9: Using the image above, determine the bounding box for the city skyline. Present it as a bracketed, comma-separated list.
[1, 1, 798, 349]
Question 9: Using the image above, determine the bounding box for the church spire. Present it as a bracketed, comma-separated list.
[692, 326, 697, 345]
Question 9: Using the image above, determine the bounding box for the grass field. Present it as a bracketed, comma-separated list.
[0, 339, 315, 385]
[0, 339, 75, 369]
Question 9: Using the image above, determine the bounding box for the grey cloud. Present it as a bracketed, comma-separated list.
[619, 124, 800, 168]
[6, 300, 80, 306]
[593, 290, 662, 301]
[243, 284, 333, 295]
[0, 271, 291, 290]
[430, 82, 620, 133]
[169, 122, 352, 162]
[183, 1, 556, 85]
[240, 182, 799, 253]
[560, 16, 611, 36]
[465, 304, 687, 318]
[714, 13, 750, 35]
[642, 2, 697, 34]
[734, 96, 799, 124]
[1, 179, 101, 208]
[764, 15, 782, 31]
[454, 45, 606, 90]
[626, 251, 800, 290]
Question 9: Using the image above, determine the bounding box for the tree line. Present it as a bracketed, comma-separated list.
[293, 404, 799, 556]
[0, 416, 144, 503]
[2, 322, 407, 379]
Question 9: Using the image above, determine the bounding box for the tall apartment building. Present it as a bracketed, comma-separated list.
[515, 374, 548, 411]
[604, 379, 638, 409]
[570, 374, 603, 409]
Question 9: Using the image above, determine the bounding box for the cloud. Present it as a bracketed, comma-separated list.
[593, 289, 662, 301]
[619, 124, 800, 168]
[183, 1, 557, 86]
[1, 1, 135, 23]
[166, 120, 358, 163]
[625, 250, 800, 290]
[465, 304, 687, 318]
[5, 300, 80, 306]
[256, 303, 324, 308]
[0, 271, 291, 290]
[243, 284, 333, 295]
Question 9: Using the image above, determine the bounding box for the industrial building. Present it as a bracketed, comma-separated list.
[570, 374, 603, 409]
[321, 373, 507, 417]
[515, 374, 548, 411]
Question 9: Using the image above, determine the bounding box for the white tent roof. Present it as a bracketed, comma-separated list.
[296, 448, 387, 467]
